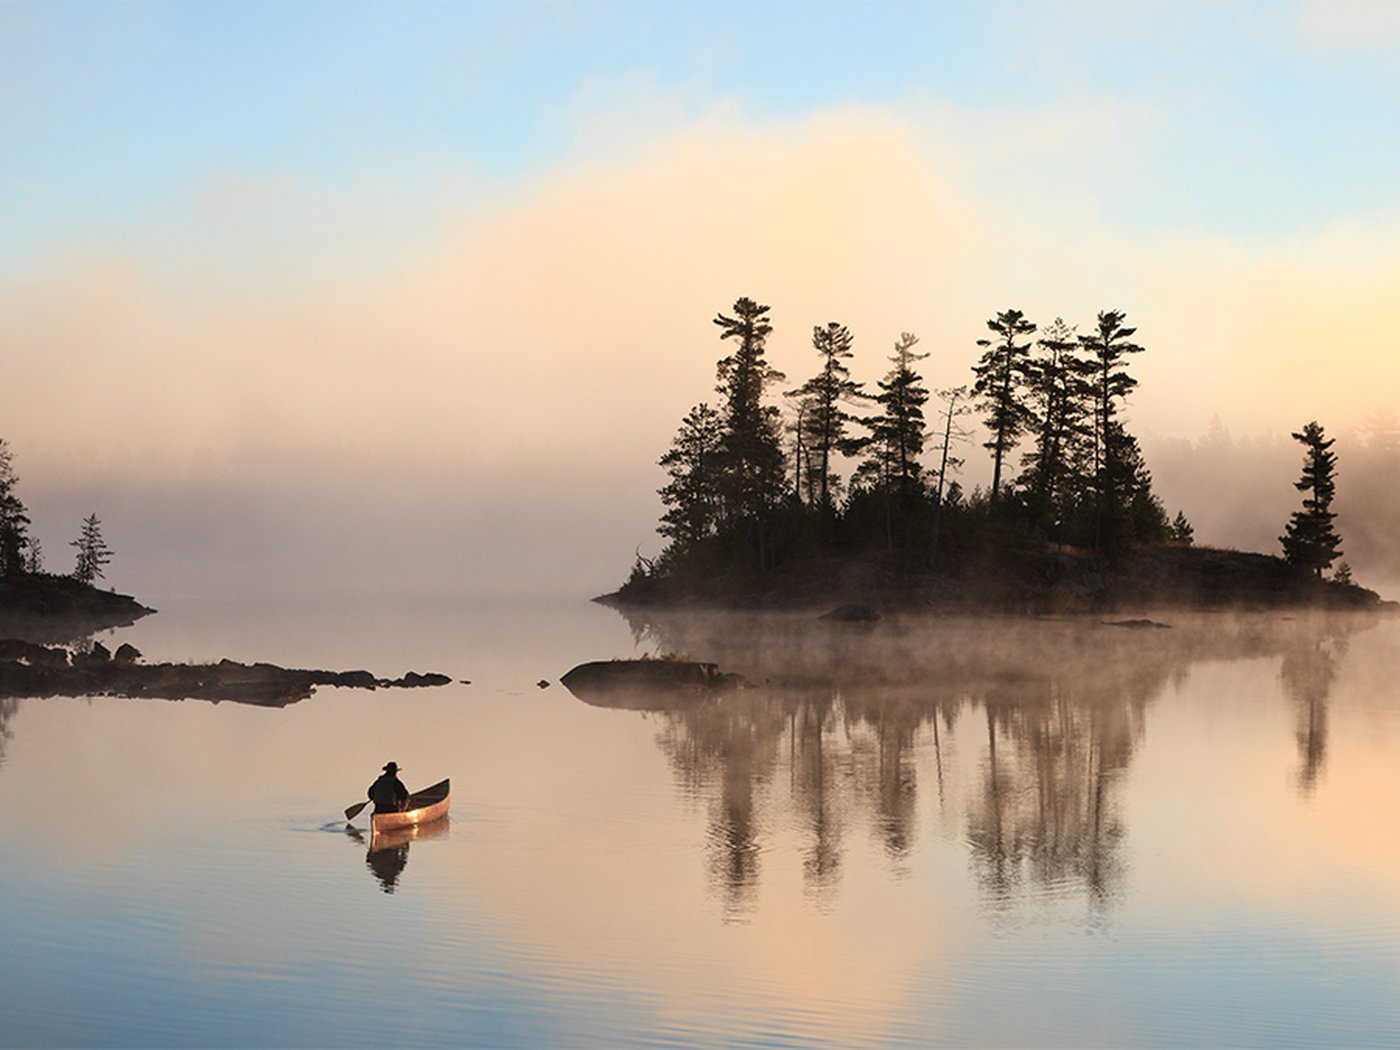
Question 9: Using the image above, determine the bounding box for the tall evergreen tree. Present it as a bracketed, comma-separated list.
[1017, 317, 1093, 536]
[857, 332, 929, 501]
[713, 297, 787, 566]
[658, 403, 724, 551]
[1104, 422, 1170, 546]
[1079, 310, 1145, 560]
[853, 332, 929, 548]
[788, 321, 865, 509]
[71, 513, 112, 585]
[0, 440, 32, 578]
[971, 309, 1036, 501]
[1280, 421, 1342, 577]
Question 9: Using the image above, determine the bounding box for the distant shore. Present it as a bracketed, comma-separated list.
[601, 544, 1390, 615]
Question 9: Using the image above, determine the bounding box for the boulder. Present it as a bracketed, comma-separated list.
[561, 659, 747, 710]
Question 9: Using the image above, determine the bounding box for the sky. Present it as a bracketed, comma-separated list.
[3, 1, 1399, 599]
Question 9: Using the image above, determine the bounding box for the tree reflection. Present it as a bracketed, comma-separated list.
[0, 696, 16, 766]
[966, 674, 1144, 915]
[1280, 626, 1346, 793]
[608, 607, 1376, 919]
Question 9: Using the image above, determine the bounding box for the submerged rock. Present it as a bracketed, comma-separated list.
[561, 659, 747, 711]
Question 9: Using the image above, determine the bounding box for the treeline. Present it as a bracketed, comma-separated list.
[637, 296, 1189, 591]
[0, 439, 113, 585]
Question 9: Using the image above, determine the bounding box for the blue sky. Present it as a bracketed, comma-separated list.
[7, 0, 1400, 272]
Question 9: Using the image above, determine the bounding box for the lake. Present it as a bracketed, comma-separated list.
[2, 593, 1398, 1048]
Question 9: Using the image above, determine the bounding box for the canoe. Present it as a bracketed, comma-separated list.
[368, 813, 450, 853]
[371, 778, 450, 833]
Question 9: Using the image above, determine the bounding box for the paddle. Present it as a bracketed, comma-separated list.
[344, 800, 369, 821]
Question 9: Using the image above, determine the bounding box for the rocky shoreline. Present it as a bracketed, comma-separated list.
[0, 638, 452, 707]
[603, 544, 1391, 615]
[0, 575, 454, 706]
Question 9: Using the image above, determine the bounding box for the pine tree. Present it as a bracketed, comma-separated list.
[1280, 421, 1342, 577]
[658, 403, 724, 550]
[712, 297, 787, 566]
[0, 440, 32, 578]
[1079, 310, 1145, 560]
[787, 321, 866, 509]
[971, 309, 1036, 501]
[1018, 317, 1094, 537]
[71, 513, 112, 585]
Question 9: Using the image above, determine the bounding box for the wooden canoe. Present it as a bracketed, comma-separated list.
[371, 778, 450, 833]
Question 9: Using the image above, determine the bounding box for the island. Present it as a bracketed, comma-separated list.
[605, 298, 1391, 614]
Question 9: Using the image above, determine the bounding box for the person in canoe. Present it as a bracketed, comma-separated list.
[368, 761, 410, 813]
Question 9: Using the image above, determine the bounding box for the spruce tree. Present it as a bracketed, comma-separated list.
[858, 332, 929, 500]
[971, 309, 1036, 501]
[658, 403, 724, 551]
[853, 332, 929, 547]
[1280, 421, 1342, 577]
[71, 513, 112, 585]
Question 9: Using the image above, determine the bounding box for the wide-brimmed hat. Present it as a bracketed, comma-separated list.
[382, 761, 400, 773]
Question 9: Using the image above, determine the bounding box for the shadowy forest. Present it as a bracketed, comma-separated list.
[620, 297, 1357, 608]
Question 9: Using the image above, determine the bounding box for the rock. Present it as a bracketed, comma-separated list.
[30, 646, 70, 669]
[113, 642, 142, 664]
[537, 679, 551, 689]
[91, 640, 112, 662]
[819, 603, 882, 623]
[0, 639, 68, 667]
[388, 671, 452, 688]
[1103, 619, 1172, 630]
[561, 659, 748, 710]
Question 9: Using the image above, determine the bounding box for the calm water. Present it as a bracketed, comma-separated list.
[2, 593, 1399, 1048]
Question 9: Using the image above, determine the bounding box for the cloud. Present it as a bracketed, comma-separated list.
[1294, 0, 1400, 49]
[3, 103, 1399, 591]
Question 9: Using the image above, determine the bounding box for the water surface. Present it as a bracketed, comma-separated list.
[2, 596, 1398, 1047]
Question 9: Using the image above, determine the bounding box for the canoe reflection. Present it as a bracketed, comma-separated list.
[345, 817, 450, 893]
